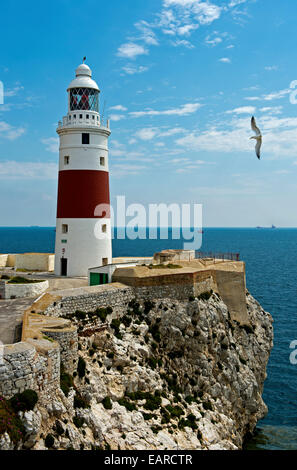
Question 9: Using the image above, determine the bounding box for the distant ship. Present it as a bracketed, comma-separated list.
[256, 225, 276, 229]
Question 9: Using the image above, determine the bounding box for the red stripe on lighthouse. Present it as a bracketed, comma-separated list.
[57, 170, 110, 218]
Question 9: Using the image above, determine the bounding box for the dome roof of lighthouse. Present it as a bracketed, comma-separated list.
[67, 62, 100, 92]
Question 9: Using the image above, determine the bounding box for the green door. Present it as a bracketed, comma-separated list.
[100, 273, 109, 284]
[90, 273, 109, 286]
[90, 273, 100, 286]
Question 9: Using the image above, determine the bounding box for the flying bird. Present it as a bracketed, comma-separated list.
[250, 116, 262, 160]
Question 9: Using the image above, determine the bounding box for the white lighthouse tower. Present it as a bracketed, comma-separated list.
[54, 60, 112, 277]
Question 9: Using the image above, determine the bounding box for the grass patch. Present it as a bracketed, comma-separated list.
[7, 276, 45, 284]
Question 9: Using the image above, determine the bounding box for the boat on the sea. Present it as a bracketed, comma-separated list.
[256, 225, 277, 229]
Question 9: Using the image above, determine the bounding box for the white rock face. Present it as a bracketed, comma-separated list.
[1, 291, 273, 451]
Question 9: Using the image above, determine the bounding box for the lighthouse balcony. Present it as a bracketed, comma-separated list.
[57, 113, 110, 131]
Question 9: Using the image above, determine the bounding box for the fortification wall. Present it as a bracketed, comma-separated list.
[44, 286, 135, 317]
[15, 254, 55, 272]
[0, 340, 60, 399]
[4, 280, 49, 300]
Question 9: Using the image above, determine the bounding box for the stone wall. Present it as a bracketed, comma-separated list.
[0, 340, 60, 399]
[44, 285, 136, 318]
[43, 329, 78, 374]
[0, 280, 5, 300]
[3, 280, 49, 300]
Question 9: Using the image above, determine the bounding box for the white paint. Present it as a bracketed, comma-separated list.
[88, 262, 138, 284]
[55, 62, 112, 277]
[55, 218, 112, 277]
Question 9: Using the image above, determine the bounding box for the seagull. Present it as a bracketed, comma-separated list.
[250, 116, 262, 160]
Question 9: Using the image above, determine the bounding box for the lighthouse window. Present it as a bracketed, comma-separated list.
[100, 157, 105, 166]
[69, 88, 99, 112]
[62, 224, 68, 234]
[64, 156, 70, 165]
[79, 114, 83, 119]
[86, 114, 89, 119]
[82, 133, 89, 145]
[102, 224, 107, 233]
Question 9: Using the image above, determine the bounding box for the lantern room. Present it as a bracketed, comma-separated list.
[67, 62, 100, 113]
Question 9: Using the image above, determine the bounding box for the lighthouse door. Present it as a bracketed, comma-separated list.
[61, 258, 68, 276]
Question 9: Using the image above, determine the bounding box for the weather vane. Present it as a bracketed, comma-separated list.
[83, 56, 86, 63]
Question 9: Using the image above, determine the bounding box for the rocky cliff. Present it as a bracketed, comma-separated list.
[0, 290, 273, 450]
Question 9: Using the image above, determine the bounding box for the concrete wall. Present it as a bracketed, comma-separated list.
[213, 270, 249, 325]
[0, 255, 8, 268]
[4, 280, 49, 299]
[15, 254, 55, 272]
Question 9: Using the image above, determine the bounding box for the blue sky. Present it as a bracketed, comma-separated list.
[1, 0, 297, 227]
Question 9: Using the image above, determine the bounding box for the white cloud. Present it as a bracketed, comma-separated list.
[135, 128, 158, 141]
[176, 113, 297, 157]
[110, 163, 147, 178]
[41, 137, 59, 153]
[265, 65, 278, 71]
[219, 57, 231, 63]
[109, 105, 127, 111]
[135, 20, 159, 45]
[226, 106, 256, 115]
[245, 88, 291, 102]
[122, 65, 149, 75]
[171, 39, 195, 48]
[109, 114, 126, 122]
[0, 161, 57, 180]
[117, 43, 149, 59]
[0, 121, 25, 140]
[134, 126, 185, 141]
[129, 102, 202, 118]
[4, 85, 24, 97]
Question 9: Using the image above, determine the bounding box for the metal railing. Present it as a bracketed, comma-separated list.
[195, 251, 240, 261]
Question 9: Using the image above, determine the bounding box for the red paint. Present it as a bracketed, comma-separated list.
[57, 170, 110, 218]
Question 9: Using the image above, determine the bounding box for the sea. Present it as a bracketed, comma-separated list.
[0, 226, 296, 450]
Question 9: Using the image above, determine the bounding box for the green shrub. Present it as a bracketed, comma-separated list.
[198, 290, 213, 301]
[0, 274, 10, 280]
[143, 394, 162, 411]
[149, 324, 161, 343]
[121, 315, 132, 327]
[148, 357, 157, 369]
[73, 392, 90, 409]
[111, 318, 121, 335]
[144, 300, 155, 315]
[166, 405, 184, 418]
[77, 357, 86, 378]
[75, 310, 87, 320]
[118, 398, 137, 412]
[102, 397, 112, 410]
[55, 420, 64, 436]
[0, 396, 25, 443]
[73, 416, 85, 428]
[8, 276, 44, 284]
[95, 307, 108, 322]
[10, 389, 38, 412]
[60, 365, 74, 397]
[203, 401, 213, 411]
[45, 433, 55, 448]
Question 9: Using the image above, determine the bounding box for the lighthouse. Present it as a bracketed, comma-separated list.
[54, 61, 112, 277]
